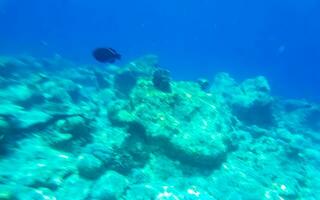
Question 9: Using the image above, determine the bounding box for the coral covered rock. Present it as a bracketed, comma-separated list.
[57, 116, 91, 138]
[89, 171, 128, 200]
[212, 73, 274, 127]
[152, 69, 172, 93]
[125, 54, 159, 76]
[77, 153, 105, 179]
[0, 55, 318, 200]
[113, 70, 137, 97]
[110, 78, 235, 168]
[45, 116, 92, 151]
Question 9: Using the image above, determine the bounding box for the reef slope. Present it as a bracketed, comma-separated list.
[0, 55, 319, 200]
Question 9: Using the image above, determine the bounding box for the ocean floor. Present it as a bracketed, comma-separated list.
[0, 55, 319, 200]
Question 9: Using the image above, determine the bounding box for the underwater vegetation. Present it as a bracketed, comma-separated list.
[0, 54, 319, 200]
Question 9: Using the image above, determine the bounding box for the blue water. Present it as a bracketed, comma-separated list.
[0, 0, 320, 101]
[1, 1, 320, 199]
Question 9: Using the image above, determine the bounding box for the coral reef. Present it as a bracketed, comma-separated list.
[0, 55, 319, 199]
[152, 69, 172, 93]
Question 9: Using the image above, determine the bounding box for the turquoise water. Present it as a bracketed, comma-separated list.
[0, 1, 320, 200]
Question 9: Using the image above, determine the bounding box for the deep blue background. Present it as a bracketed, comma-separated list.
[0, 0, 319, 101]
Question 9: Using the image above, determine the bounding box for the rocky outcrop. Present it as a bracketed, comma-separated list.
[212, 73, 274, 128]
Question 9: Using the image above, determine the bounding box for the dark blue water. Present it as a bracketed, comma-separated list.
[1, 0, 320, 101]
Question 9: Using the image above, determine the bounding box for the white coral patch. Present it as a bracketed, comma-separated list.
[187, 187, 200, 197]
[185, 93, 192, 99]
[156, 186, 180, 200]
[37, 163, 46, 167]
[58, 154, 69, 159]
[280, 184, 287, 191]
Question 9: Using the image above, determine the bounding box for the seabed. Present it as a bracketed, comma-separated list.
[0, 54, 319, 199]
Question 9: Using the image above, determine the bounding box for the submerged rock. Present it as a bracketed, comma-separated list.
[197, 78, 210, 91]
[304, 107, 320, 131]
[89, 171, 128, 200]
[0, 55, 318, 199]
[77, 153, 105, 179]
[124, 184, 159, 200]
[45, 116, 92, 151]
[93, 69, 111, 89]
[276, 100, 320, 142]
[56, 174, 92, 200]
[152, 69, 172, 93]
[114, 70, 137, 97]
[82, 143, 114, 166]
[0, 56, 43, 78]
[57, 116, 91, 138]
[212, 73, 274, 128]
[110, 78, 234, 168]
[125, 54, 159, 76]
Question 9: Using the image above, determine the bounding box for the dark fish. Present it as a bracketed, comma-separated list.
[92, 47, 121, 63]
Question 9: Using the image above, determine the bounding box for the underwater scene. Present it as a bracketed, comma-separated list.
[0, 0, 320, 200]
